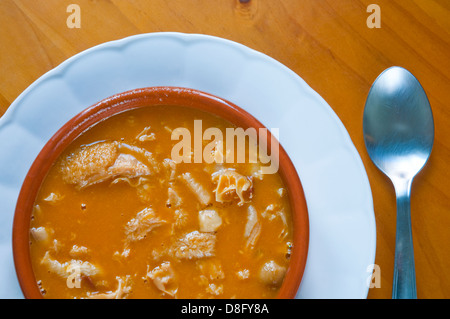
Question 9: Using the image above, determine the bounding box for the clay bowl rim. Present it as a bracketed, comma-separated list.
[12, 86, 309, 299]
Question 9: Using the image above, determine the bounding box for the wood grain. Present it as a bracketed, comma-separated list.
[0, 0, 449, 298]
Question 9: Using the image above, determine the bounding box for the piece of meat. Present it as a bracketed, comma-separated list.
[196, 259, 225, 281]
[113, 248, 130, 260]
[166, 186, 182, 208]
[50, 239, 62, 253]
[207, 139, 227, 164]
[111, 176, 149, 187]
[60, 141, 118, 188]
[173, 209, 188, 230]
[163, 158, 177, 181]
[196, 259, 225, 296]
[30, 227, 49, 243]
[179, 172, 211, 206]
[172, 231, 216, 260]
[61, 141, 158, 189]
[244, 205, 261, 250]
[42, 192, 64, 204]
[124, 207, 166, 243]
[206, 283, 223, 296]
[146, 262, 178, 297]
[277, 209, 289, 240]
[236, 269, 250, 280]
[198, 209, 222, 233]
[40, 251, 99, 279]
[117, 143, 159, 173]
[259, 260, 286, 287]
[107, 153, 150, 177]
[69, 245, 90, 258]
[261, 204, 289, 240]
[212, 169, 252, 206]
[87, 276, 131, 299]
[136, 126, 156, 142]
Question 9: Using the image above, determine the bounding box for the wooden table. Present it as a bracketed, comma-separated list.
[0, 0, 448, 299]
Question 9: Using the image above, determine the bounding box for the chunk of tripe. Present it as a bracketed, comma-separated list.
[196, 259, 225, 281]
[30, 227, 49, 243]
[87, 276, 131, 299]
[60, 141, 158, 189]
[166, 186, 182, 208]
[259, 260, 286, 287]
[124, 207, 166, 243]
[42, 192, 64, 204]
[40, 251, 99, 279]
[244, 205, 261, 250]
[179, 172, 211, 206]
[146, 262, 178, 297]
[198, 209, 222, 232]
[172, 231, 216, 259]
[212, 169, 252, 206]
[135, 126, 156, 142]
[69, 245, 90, 258]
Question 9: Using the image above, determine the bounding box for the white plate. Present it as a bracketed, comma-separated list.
[0, 32, 375, 299]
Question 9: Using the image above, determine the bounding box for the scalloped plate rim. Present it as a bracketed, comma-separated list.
[0, 32, 375, 299]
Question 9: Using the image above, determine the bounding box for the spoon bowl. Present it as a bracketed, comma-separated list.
[363, 66, 434, 299]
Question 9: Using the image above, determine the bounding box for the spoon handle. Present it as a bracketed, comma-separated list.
[392, 179, 417, 299]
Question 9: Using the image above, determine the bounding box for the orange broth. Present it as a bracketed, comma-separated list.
[29, 105, 293, 299]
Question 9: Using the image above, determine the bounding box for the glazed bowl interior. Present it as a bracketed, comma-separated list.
[13, 87, 309, 299]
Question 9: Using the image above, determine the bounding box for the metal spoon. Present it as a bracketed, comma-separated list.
[363, 66, 434, 299]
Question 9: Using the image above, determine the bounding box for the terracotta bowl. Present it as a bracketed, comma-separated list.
[12, 87, 309, 299]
